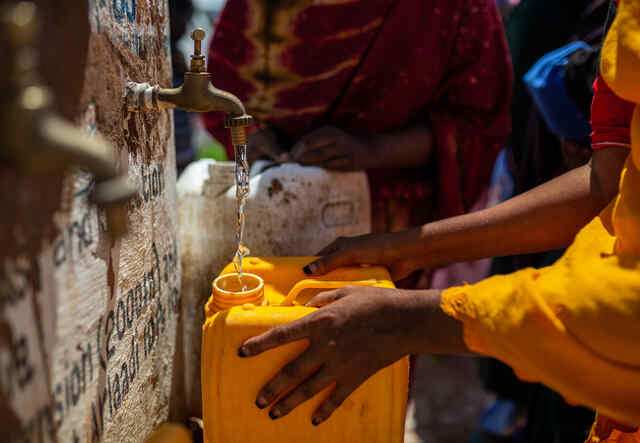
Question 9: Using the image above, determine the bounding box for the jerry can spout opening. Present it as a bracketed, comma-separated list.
[210, 273, 265, 313]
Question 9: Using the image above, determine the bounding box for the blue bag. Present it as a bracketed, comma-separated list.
[524, 41, 592, 141]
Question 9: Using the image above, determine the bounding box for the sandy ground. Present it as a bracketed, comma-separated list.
[404, 355, 492, 443]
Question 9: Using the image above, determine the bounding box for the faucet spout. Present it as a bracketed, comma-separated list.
[1, 2, 136, 238]
[4, 104, 137, 239]
[154, 72, 246, 116]
[35, 113, 136, 237]
[36, 113, 118, 179]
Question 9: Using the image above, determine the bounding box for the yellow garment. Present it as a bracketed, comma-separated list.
[441, 0, 640, 427]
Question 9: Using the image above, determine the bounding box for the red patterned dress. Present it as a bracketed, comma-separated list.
[204, 0, 512, 232]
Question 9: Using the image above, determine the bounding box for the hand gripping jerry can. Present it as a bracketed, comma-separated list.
[201, 257, 409, 443]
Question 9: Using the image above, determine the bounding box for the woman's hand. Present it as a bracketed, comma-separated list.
[291, 126, 374, 171]
[248, 127, 291, 164]
[238, 287, 456, 425]
[303, 232, 427, 281]
[250, 123, 433, 171]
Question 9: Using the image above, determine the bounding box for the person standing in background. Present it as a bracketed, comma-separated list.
[203, 0, 512, 247]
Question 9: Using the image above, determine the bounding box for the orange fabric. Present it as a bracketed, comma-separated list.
[441, 0, 640, 436]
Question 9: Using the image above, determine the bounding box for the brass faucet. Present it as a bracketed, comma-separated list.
[125, 28, 253, 146]
[0, 2, 136, 238]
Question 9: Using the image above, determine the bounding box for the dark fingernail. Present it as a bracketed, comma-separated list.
[238, 346, 248, 357]
[312, 417, 324, 426]
[303, 263, 317, 275]
[256, 396, 268, 409]
[269, 408, 282, 420]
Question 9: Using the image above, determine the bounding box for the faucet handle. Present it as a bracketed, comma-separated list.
[191, 28, 205, 55]
[189, 28, 206, 72]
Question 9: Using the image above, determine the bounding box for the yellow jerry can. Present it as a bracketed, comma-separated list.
[144, 423, 193, 443]
[201, 257, 409, 443]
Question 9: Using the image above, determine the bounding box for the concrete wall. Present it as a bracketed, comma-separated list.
[0, 1, 182, 441]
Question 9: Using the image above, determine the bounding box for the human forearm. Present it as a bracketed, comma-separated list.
[239, 285, 469, 425]
[386, 147, 628, 269]
[306, 165, 598, 275]
[305, 287, 468, 355]
[400, 289, 469, 355]
[413, 165, 595, 266]
[287, 123, 432, 171]
[305, 148, 627, 279]
[366, 123, 433, 170]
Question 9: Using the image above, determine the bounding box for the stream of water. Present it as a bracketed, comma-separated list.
[232, 143, 250, 290]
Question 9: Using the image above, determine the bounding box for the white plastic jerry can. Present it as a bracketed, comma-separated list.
[178, 159, 371, 276]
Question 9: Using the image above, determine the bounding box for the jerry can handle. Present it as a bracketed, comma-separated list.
[280, 279, 380, 306]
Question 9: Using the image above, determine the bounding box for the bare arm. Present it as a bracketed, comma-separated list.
[366, 123, 433, 169]
[413, 147, 627, 266]
[238, 146, 631, 426]
[287, 123, 432, 171]
[305, 147, 629, 279]
[239, 287, 466, 425]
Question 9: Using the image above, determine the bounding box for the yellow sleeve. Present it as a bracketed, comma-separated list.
[601, 0, 640, 174]
[601, 0, 640, 106]
[441, 217, 640, 426]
